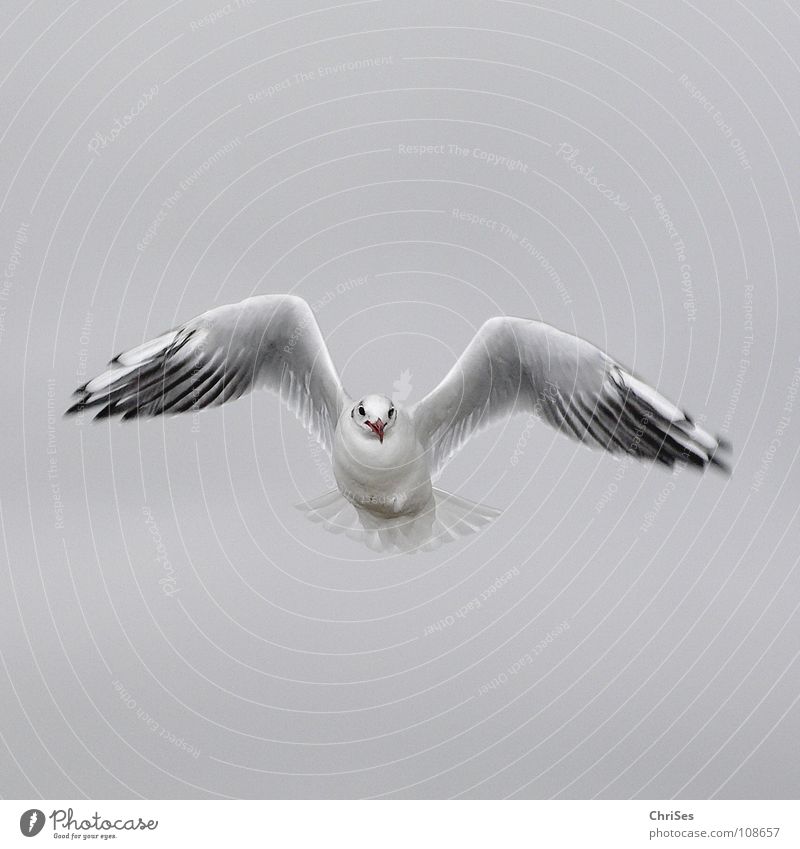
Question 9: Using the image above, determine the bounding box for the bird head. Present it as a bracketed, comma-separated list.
[351, 394, 397, 444]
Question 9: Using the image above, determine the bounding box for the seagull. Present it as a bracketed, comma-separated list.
[67, 294, 729, 552]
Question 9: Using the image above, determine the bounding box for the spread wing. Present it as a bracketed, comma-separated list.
[66, 294, 349, 454]
[411, 316, 729, 478]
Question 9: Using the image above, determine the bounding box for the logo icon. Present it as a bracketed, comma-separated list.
[392, 369, 413, 403]
[19, 809, 45, 837]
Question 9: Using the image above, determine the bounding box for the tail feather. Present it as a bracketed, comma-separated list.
[297, 488, 500, 553]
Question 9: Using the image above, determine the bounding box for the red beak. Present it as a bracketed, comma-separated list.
[366, 418, 385, 443]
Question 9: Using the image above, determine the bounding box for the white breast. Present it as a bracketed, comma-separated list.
[331, 410, 433, 517]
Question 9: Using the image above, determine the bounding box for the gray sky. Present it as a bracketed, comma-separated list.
[0, 0, 798, 799]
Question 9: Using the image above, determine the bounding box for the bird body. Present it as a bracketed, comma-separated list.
[67, 293, 729, 552]
[333, 400, 434, 520]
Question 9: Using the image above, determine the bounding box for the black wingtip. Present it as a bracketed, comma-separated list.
[93, 403, 116, 420]
[675, 447, 708, 471]
[64, 398, 87, 416]
[708, 447, 732, 474]
[708, 435, 732, 475]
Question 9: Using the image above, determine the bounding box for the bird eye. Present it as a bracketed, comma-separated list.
[388, 408, 394, 418]
[358, 405, 365, 416]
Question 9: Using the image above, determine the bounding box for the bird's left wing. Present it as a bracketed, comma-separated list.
[67, 294, 348, 454]
[411, 316, 728, 478]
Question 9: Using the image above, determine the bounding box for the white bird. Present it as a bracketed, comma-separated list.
[67, 294, 729, 552]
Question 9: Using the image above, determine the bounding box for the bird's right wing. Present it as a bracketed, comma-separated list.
[67, 294, 349, 455]
[411, 316, 729, 478]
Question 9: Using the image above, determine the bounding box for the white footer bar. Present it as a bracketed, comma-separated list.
[2, 800, 797, 847]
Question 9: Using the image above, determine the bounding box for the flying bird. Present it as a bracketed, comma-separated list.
[67, 294, 729, 552]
